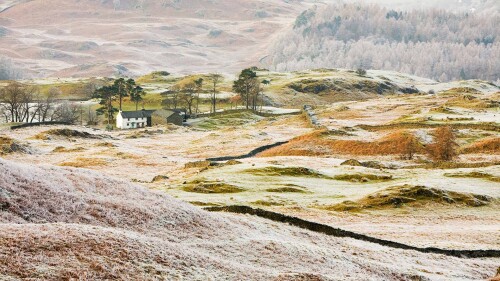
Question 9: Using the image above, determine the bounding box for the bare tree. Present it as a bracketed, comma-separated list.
[83, 81, 99, 100]
[52, 101, 82, 124]
[33, 87, 60, 122]
[0, 82, 38, 123]
[0, 82, 22, 122]
[18, 86, 37, 123]
[179, 81, 196, 116]
[194, 78, 203, 116]
[86, 105, 98, 125]
[162, 86, 181, 110]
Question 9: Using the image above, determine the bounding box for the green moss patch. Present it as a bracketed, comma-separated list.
[244, 167, 330, 178]
[183, 181, 245, 194]
[189, 201, 223, 207]
[266, 184, 308, 193]
[444, 172, 500, 182]
[325, 185, 494, 211]
[333, 173, 393, 183]
[340, 159, 388, 169]
[252, 200, 285, 207]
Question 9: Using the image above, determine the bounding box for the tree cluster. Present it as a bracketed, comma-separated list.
[162, 74, 224, 116]
[0, 82, 85, 124]
[269, 3, 499, 82]
[93, 78, 145, 124]
[232, 68, 268, 111]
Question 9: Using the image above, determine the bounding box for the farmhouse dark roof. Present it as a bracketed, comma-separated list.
[119, 110, 155, 119]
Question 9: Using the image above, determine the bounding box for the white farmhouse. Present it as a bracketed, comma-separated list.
[116, 110, 155, 129]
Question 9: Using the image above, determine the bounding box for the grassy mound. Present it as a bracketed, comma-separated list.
[287, 78, 399, 96]
[340, 159, 363, 166]
[59, 157, 107, 168]
[195, 111, 262, 130]
[251, 200, 285, 207]
[260, 130, 423, 157]
[0, 136, 30, 155]
[52, 146, 86, 153]
[244, 166, 330, 178]
[182, 181, 244, 194]
[340, 159, 387, 169]
[266, 184, 308, 193]
[34, 129, 101, 140]
[333, 173, 393, 183]
[96, 142, 116, 147]
[444, 172, 500, 183]
[461, 137, 500, 154]
[184, 160, 212, 169]
[444, 95, 496, 109]
[407, 161, 500, 169]
[440, 87, 481, 95]
[327, 185, 494, 211]
[126, 129, 164, 139]
[151, 175, 169, 183]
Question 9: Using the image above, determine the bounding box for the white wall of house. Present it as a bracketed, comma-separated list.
[116, 112, 147, 129]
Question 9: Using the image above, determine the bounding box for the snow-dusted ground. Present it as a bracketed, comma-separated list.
[0, 91, 499, 278]
[1, 158, 499, 280]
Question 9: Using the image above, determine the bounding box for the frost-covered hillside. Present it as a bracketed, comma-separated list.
[268, 1, 500, 82]
[1, 158, 498, 280]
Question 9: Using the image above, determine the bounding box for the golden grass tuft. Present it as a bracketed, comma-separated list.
[460, 137, 500, 154]
[34, 129, 99, 140]
[59, 157, 107, 168]
[96, 142, 116, 147]
[52, 146, 86, 153]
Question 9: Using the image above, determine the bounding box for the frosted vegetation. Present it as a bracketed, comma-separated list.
[1, 158, 498, 279]
[0, 57, 23, 80]
[269, 1, 500, 82]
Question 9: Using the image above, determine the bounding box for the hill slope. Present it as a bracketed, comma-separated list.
[267, 1, 500, 82]
[0, 0, 309, 78]
[0, 158, 499, 280]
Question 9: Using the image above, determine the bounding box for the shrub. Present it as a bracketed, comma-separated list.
[356, 68, 367, 76]
[426, 127, 458, 161]
[396, 131, 421, 160]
